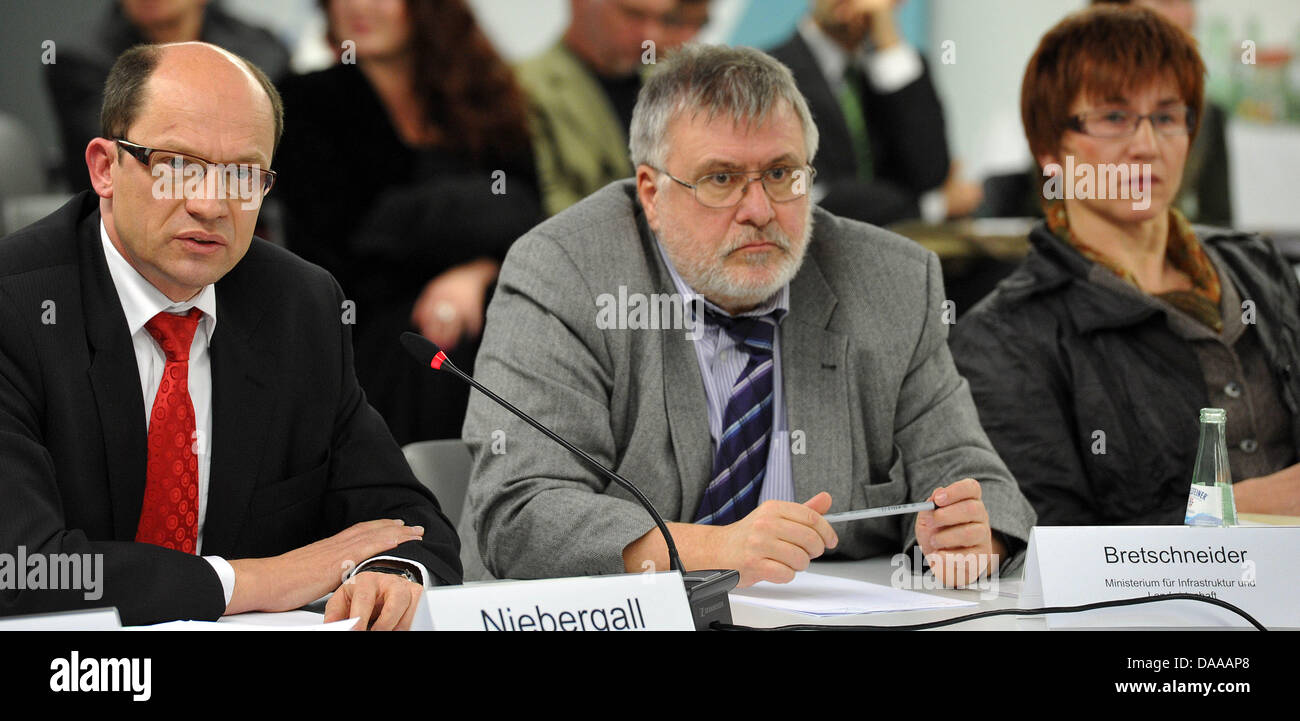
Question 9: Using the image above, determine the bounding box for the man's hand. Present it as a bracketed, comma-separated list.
[410, 257, 500, 351]
[838, 0, 896, 18]
[324, 570, 425, 631]
[914, 478, 1002, 587]
[717, 492, 839, 588]
[225, 519, 424, 616]
[1235, 463, 1300, 516]
[836, 0, 902, 49]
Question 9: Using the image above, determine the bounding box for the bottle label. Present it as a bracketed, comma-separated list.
[1185, 484, 1226, 527]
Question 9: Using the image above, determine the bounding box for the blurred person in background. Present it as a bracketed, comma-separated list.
[518, 0, 708, 216]
[951, 6, 1300, 525]
[657, 0, 711, 50]
[768, 0, 980, 226]
[1093, 0, 1232, 224]
[46, 0, 290, 192]
[274, 0, 541, 445]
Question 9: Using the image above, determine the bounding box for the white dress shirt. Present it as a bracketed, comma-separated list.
[99, 220, 237, 606]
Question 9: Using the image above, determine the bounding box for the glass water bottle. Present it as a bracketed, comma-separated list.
[1188, 408, 1238, 526]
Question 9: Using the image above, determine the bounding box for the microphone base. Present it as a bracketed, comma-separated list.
[683, 569, 740, 631]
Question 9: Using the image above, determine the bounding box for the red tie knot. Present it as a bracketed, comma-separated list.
[145, 308, 203, 363]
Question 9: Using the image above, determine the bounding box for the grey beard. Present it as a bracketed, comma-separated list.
[662, 210, 812, 310]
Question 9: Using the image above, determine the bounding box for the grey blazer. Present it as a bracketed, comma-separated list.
[459, 180, 1035, 580]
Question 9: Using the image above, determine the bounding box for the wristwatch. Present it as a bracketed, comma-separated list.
[358, 564, 421, 585]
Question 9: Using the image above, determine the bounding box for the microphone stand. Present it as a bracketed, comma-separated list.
[402, 333, 739, 631]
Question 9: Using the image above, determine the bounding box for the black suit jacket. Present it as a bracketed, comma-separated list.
[768, 32, 951, 225]
[0, 193, 462, 625]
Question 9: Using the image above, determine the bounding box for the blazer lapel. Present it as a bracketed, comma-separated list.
[78, 211, 149, 542]
[639, 219, 712, 521]
[661, 325, 712, 521]
[199, 283, 274, 556]
[782, 257, 854, 511]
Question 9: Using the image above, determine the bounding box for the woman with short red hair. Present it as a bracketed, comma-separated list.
[951, 5, 1300, 525]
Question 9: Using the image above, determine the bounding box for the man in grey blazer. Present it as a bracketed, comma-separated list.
[460, 44, 1034, 588]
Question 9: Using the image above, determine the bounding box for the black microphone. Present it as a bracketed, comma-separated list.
[401, 332, 739, 631]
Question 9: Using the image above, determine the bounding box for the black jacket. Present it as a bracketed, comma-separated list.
[274, 63, 542, 444]
[950, 222, 1300, 525]
[0, 193, 462, 625]
[767, 31, 950, 225]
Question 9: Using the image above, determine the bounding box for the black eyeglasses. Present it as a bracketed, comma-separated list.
[1066, 106, 1195, 139]
[114, 138, 277, 198]
[659, 165, 816, 208]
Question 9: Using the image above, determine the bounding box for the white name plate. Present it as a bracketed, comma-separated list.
[414, 571, 695, 631]
[1021, 526, 1299, 629]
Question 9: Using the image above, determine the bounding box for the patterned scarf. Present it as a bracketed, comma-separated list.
[1045, 201, 1223, 332]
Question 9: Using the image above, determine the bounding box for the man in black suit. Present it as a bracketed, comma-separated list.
[0, 42, 460, 629]
[768, 0, 978, 225]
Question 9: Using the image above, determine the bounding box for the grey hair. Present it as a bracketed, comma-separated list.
[628, 44, 819, 171]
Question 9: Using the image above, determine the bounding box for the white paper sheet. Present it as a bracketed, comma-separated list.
[730, 572, 977, 617]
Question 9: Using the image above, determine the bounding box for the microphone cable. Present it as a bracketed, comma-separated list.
[709, 592, 1267, 630]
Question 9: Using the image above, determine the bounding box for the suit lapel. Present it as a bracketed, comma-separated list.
[199, 278, 275, 556]
[661, 325, 712, 521]
[638, 217, 712, 521]
[782, 257, 853, 511]
[78, 211, 149, 542]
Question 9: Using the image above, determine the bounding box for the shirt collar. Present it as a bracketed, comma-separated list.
[798, 18, 865, 90]
[99, 218, 217, 341]
[654, 236, 790, 323]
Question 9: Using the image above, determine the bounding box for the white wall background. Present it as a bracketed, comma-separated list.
[928, 0, 1080, 177]
[466, 0, 568, 60]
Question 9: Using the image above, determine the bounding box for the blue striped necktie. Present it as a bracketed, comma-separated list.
[694, 311, 778, 525]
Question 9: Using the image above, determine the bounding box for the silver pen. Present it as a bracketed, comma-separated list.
[823, 501, 936, 523]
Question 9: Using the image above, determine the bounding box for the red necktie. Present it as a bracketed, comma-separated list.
[135, 308, 203, 553]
